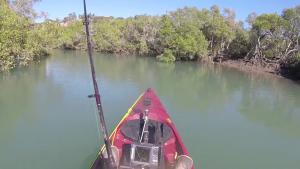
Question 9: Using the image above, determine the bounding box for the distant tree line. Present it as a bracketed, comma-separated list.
[0, 0, 299, 79]
[43, 5, 300, 78]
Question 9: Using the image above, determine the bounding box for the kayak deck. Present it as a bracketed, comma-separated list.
[91, 88, 194, 169]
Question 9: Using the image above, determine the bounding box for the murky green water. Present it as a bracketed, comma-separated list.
[0, 50, 300, 169]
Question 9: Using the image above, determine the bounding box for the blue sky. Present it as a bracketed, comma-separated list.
[34, 0, 300, 22]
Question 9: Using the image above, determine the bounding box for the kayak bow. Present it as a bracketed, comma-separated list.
[91, 88, 194, 169]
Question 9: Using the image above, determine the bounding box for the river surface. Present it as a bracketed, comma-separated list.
[0, 50, 300, 169]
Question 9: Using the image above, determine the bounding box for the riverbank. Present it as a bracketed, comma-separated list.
[217, 59, 279, 77]
[214, 59, 300, 81]
[2, 46, 298, 81]
[96, 51, 300, 81]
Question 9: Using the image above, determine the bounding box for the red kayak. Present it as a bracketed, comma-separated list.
[91, 88, 194, 169]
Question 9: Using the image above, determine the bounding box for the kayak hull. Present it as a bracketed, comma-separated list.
[91, 88, 194, 169]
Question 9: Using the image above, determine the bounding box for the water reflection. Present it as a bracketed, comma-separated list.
[94, 54, 235, 113]
[88, 52, 300, 168]
[0, 61, 47, 134]
[1, 50, 300, 169]
[239, 72, 300, 138]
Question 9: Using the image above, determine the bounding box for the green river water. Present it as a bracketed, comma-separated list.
[0, 50, 300, 169]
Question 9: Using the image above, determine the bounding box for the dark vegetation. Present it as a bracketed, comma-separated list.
[0, 0, 300, 79]
[0, 0, 49, 71]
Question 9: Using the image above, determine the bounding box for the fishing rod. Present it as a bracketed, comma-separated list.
[82, 0, 117, 168]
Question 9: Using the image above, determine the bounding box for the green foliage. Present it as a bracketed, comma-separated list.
[60, 21, 85, 50]
[1, 1, 299, 79]
[156, 49, 176, 63]
[121, 15, 160, 55]
[0, 1, 47, 71]
[93, 19, 123, 53]
[249, 10, 299, 60]
[296, 53, 300, 62]
[57, 15, 161, 55]
[245, 7, 300, 79]
[252, 13, 284, 34]
[250, 13, 285, 59]
[228, 29, 250, 59]
[173, 24, 208, 59]
[200, 6, 236, 58]
[159, 16, 176, 49]
[33, 21, 63, 49]
[159, 13, 208, 60]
